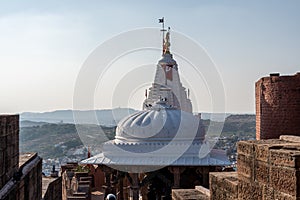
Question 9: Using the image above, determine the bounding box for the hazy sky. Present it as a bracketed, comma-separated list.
[0, 0, 299, 114]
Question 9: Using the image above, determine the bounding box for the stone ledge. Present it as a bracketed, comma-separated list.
[280, 135, 300, 143]
[172, 189, 209, 200]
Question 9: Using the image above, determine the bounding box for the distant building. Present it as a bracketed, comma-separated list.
[256, 72, 300, 139]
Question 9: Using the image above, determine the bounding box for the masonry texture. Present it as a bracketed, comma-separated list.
[0, 115, 42, 200]
[172, 136, 300, 200]
[256, 72, 300, 139]
[0, 115, 19, 189]
[211, 136, 300, 200]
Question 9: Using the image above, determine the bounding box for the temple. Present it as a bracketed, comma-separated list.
[80, 22, 231, 200]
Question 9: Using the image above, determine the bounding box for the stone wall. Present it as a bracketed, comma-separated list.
[0, 114, 42, 200]
[236, 138, 300, 199]
[209, 172, 238, 200]
[256, 72, 300, 139]
[0, 115, 19, 189]
[192, 137, 300, 200]
[43, 176, 62, 200]
[2, 153, 42, 200]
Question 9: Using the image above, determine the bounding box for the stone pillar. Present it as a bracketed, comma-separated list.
[168, 167, 185, 189]
[140, 186, 148, 200]
[129, 173, 139, 200]
[102, 166, 113, 197]
[197, 167, 209, 188]
[118, 174, 124, 200]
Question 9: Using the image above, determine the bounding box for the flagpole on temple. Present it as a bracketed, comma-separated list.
[159, 17, 166, 55]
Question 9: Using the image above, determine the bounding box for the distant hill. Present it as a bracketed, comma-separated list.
[20, 120, 48, 127]
[201, 114, 255, 138]
[21, 108, 248, 126]
[21, 108, 137, 126]
[223, 114, 256, 134]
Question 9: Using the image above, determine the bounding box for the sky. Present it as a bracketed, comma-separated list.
[0, 0, 299, 114]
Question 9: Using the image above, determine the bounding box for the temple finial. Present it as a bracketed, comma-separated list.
[163, 27, 171, 54]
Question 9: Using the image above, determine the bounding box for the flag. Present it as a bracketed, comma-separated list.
[159, 18, 164, 23]
[162, 65, 173, 81]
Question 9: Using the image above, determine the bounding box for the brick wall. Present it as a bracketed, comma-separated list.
[0, 115, 19, 189]
[256, 72, 300, 139]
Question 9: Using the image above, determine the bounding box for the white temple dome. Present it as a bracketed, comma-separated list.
[115, 101, 205, 143]
[158, 53, 177, 67]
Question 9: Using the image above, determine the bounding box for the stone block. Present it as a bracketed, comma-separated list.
[237, 154, 254, 180]
[254, 160, 269, 184]
[262, 184, 275, 200]
[280, 135, 300, 143]
[237, 141, 255, 156]
[238, 179, 263, 200]
[209, 172, 238, 200]
[254, 142, 271, 162]
[172, 189, 209, 200]
[270, 165, 300, 196]
[269, 147, 300, 168]
[273, 190, 298, 200]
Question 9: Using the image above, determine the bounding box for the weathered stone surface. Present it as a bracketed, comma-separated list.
[237, 153, 254, 180]
[254, 160, 269, 184]
[262, 184, 274, 200]
[238, 179, 263, 200]
[269, 165, 300, 196]
[210, 172, 238, 200]
[280, 135, 300, 143]
[269, 147, 300, 168]
[273, 190, 298, 200]
[237, 140, 255, 156]
[195, 186, 210, 197]
[172, 189, 209, 200]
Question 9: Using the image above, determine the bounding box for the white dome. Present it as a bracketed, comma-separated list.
[158, 53, 177, 68]
[115, 102, 205, 143]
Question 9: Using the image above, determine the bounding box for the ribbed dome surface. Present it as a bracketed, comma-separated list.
[115, 102, 205, 143]
[158, 53, 177, 66]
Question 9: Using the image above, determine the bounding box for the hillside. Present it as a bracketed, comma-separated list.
[21, 108, 137, 125]
[20, 123, 116, 159]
